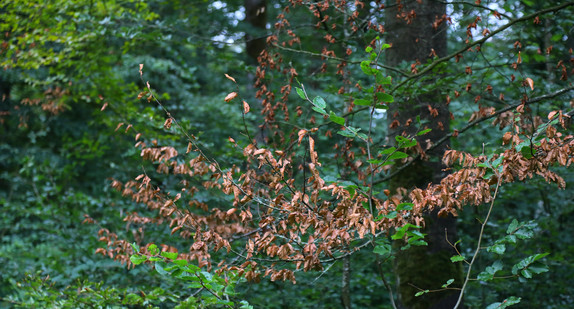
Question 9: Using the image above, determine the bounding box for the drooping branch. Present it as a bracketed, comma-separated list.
[373, 84, 574, 185]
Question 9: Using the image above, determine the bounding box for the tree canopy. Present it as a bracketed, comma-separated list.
[1, 0, 574, 308]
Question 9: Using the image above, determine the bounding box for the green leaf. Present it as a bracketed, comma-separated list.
[338, 130, 356, 138]
[357, 132, 368, 140]
[521, 269, 532, 279]
[149, 244, 159, 255]
[477, 260, 503, 281]
[186, 263, 201, 273]
[376, 92, 394, 103]
[312, 106, 327, 115]
[354, 99, 372, 106]
[380, 147, 396, 155]
[528, 265, 549, 275]
[399, 138, 417, 148]
[154, 261, 169, 275]
[441, 279, 454, 288]
[161, 251, 178, 260]
[486, 296, 521, 309]
[130, 255, 147, 265]
[383, 211, 398, 219]
[365, 46, 373, 53]
[415, 290, 429, 297]
[513, 221, 537, 239]
[392, 224, 420, 240]
[487, 243, 506, 255]
[313, 96, 327, 109]
[296, 87, 306, 99]
[512, 253, 550, 275]
[172, 259, 188, 267]
[417, 128, 432, 136]
[395, 135, 410, 143]
[507, 219, 519, 234]
[450, 255, 465, 263]
[360, 61, 373, 75]
[491, 155, 504, 168]
[408, 239, 428, 246]
[329, 111, 345, 125]
[376, 73, 392, 85]
[520, 145, 534, 159]
[388, 151, 408, 160]
[373, 243, 392, 256]
[396, 203, 413, 211]
[131, 242, 140, 253]
[515, 140, 530, 152]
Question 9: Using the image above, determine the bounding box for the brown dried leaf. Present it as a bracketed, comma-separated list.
[297, 129, 307, 145]
[525, 77, 534, 90]
[502, 132, 513, 145]
[309, 136, 318, 165]
[224, 92, 238, 102]
[164, 118, 173, 129]
[224, 74, 236, 83]
[548, 110, 558, 120]
[243, 100, 250, 114]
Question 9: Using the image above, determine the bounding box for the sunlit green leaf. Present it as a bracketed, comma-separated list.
[329, 111, 345, 125]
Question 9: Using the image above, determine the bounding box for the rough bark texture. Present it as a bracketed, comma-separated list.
[385, 1, 463, 308]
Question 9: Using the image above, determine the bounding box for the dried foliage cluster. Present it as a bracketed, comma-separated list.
[89, 0, 574, 286]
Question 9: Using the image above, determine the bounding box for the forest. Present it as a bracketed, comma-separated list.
[1, 0, 573, 308]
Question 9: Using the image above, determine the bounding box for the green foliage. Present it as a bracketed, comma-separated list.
[485, 296, 521, 309]
[4, 273, 180, 308]
[1, 1, 573, 308]
[130, 243, 249, 308]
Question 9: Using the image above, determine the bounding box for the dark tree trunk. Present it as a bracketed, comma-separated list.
[385, 1, 463, 308]
[244, 0, 267, 64]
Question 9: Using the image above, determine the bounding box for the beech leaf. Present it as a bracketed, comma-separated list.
[224, 92, 238, 102]
[525, 77, 534, 90]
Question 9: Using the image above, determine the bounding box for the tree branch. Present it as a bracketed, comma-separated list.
[373, 84, 574, 185]
[271, 43, 411, 77]
[389, 2, 574, 94]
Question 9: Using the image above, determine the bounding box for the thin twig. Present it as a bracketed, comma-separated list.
[271, 43, 411, 77]
[376, 255, 398, 309]
[454, 176, 503, 309]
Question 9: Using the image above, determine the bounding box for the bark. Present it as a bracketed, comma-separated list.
[341, 254, 352, 309]
[385, 1, 463, 308]
[244, 0, 267, 64]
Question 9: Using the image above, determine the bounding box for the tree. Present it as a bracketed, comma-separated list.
[113, 1, 574, 308]
[2, 1, 574, 308]
[384, 1, 462, 308]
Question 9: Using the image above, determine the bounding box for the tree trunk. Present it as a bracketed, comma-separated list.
[385, 1, 463, 308]
[244, 0, 267, 64]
